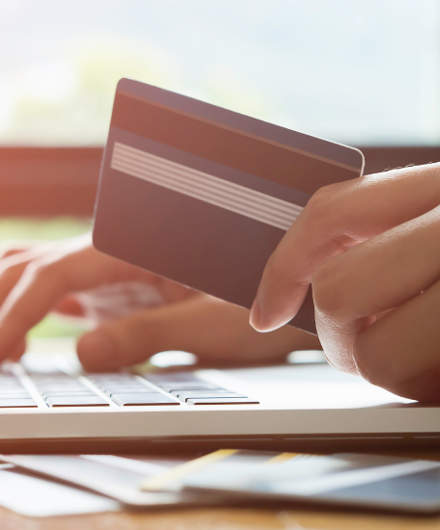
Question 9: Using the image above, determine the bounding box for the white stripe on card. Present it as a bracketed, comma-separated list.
[111, 142, 303, 231]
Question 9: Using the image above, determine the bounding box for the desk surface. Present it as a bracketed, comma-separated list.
[0, 451, 439, 530]
[2, 503, 440, 530]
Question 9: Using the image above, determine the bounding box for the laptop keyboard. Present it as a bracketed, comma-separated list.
[0, 373, 37, 408]
[30, 374, 109, 407]
[88, 374, 179, 406]
[143, 373, 259, 405]
[0, 369, 258, 408]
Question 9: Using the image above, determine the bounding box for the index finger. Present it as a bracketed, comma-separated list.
[250, 163, 440, 332]
[0, 243, 111, 359]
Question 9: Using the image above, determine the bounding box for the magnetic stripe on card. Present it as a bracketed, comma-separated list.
[111, 142, 303, 231]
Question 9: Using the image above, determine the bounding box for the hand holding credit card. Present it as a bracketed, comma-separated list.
[93, 79, 364, 334]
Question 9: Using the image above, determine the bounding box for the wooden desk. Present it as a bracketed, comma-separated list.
[1, 503, 440, 530]
[2, 451, 440, 530]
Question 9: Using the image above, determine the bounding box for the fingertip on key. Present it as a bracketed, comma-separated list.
[77, 330, 119, 371]
[8, 339, 26, 362]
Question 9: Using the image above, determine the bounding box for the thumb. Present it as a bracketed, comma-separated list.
[250, 164, 440, 333]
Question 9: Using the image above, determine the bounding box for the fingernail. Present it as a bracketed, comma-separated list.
[250, 286, 292, 332]
[250, 297, 262, 330]
[251, 281, 274, 332]
[77, 330, 118, 368]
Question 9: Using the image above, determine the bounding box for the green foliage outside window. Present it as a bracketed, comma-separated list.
[0, 218, 91, 338]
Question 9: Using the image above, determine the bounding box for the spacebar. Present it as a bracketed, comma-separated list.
[46, 396, 108, 407]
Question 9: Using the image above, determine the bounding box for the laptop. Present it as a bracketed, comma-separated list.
[0, 348, 436, 453]
[0, 79, 437, 453]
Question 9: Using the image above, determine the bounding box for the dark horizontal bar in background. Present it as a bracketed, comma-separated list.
[0, 147, 103, 216]
[0, 145, 438, 216]
[361, 146, 440, 174]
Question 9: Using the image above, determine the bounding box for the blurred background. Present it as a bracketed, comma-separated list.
[2, 0, 440, 146]
[0, 0, 439, 339]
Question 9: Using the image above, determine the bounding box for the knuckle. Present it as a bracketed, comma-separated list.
[304, 184, 338, 222]
[25, 259, 65, 286]
[264, 254, 306, 293]
[0, 261, 19, 280]
[264, 254, 287, 282]
[25, 260, 50, 279]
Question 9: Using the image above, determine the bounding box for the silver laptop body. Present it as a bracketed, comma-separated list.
[0, 350, 436, 453]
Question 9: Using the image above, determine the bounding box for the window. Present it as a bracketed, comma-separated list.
[0, 1, 439, 338]
[1, 0, 439, 147]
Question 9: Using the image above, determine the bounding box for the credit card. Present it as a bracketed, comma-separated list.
[140, 449, 294, 492]
[172, 450, 440, 514]
[1, 454, 192, 507]
[0, 463, 119, 517]
[93, 79, 364, 334]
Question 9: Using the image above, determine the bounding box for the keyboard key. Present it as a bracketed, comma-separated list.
[46, 396, 109, 407]
[172, 391, 247, 401]
[0, 377, 21, 384]
[32, 377, 82, 383]
[34, 385, 86, 392]
[88, 373, 137, 379]
[104, 388, 156, 396]
[0, 398, 37, 408]
[32, 380, 84, 386]
[0, 392, 32, 400]
[42, 391, 98, 398]
[34, 377, 83, 382]
[102, 379, 149, 385]
[160, 382, 220, 391]
[31, 378, 77, 385]
[95, 377, 145, 384]
[143, 373, 201, 385]
[100, 383, 147, 390]
[0, 389, 29, 396]
[89, 375, 141, 384]
[111, 393, 180, 406]
[88, 376, 149, 393]
[187, 398, 260, 405]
